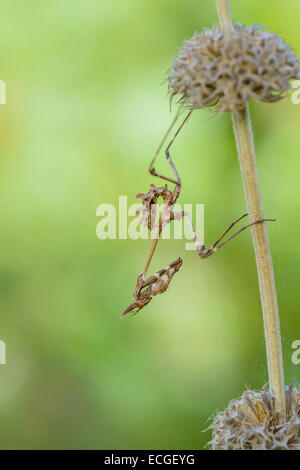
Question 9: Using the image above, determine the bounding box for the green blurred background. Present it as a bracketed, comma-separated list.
[0, 0, 299, 449]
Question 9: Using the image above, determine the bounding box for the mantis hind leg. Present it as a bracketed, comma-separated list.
[171, 211, 276, 258]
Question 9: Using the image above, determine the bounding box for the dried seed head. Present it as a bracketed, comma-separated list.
[208, 384, 300, 450]
[168, 25, 300, 112]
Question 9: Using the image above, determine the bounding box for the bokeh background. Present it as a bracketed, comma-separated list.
[0, 0, 299, 449]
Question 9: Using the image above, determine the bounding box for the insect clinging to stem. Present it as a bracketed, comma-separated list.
[121, 258, 183, 318]
[121, 107, 275, 318]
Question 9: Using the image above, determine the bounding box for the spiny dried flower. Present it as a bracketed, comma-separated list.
[208, 384, 300, 450]
[168, 24, 300, 112]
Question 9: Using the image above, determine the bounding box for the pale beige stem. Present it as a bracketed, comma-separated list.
[233, 108, 285, 422]
[216, 0, 233, 32]
[216, 0, 286, 422]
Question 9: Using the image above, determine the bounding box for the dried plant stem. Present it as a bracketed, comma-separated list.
[233, 108, 285, 422]
[216, 0, 232, 32]
[216, 0, 286, 423]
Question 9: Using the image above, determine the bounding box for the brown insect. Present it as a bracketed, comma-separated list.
[121, 258, 183, 318]
[121, 108, 275, 318]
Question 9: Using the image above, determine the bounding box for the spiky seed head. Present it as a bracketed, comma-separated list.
[208, 384, 300, 450]
[168, 25, 300, 112]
